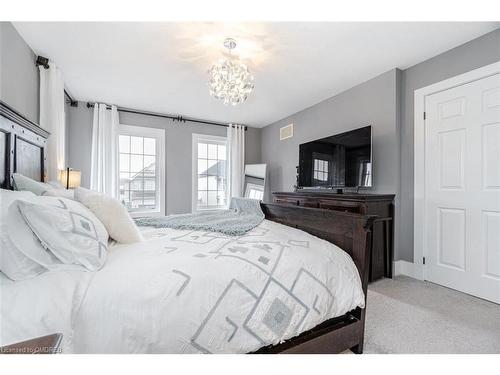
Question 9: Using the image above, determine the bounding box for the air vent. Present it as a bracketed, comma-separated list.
[280, 123, 294, 140]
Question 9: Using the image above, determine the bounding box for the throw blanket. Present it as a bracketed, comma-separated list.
[135, 198, 264, 236]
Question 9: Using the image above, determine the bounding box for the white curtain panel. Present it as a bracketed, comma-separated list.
[226, 124, 245, 200]
[90, 104, 119, 198]
[39, 64, 65, 181]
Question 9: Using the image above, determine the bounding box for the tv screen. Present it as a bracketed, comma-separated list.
[298, 126, 372, 188]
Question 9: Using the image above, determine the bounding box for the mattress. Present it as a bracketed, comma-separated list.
[1, 219, 364, 353]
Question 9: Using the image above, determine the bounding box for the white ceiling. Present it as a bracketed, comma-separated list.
[14, 22, 499, 127]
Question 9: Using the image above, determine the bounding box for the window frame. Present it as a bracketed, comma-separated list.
[118, 124, 165, 217]
[192, 133, 227, 212]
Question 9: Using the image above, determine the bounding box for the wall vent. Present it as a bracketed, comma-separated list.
[280, 123, 294, 140]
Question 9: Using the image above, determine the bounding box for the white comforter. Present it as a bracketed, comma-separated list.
[1, 220, 364, 353]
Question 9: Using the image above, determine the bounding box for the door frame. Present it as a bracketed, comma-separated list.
[413, 61, 500, 281]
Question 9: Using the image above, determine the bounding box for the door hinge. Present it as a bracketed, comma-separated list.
[423, 111, 426, 120]
[423, 257, 426, 265]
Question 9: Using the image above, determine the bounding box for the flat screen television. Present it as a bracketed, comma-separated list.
[298, 126, 372, 189]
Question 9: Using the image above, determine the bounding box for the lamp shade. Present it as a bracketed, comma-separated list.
[59, 168, 81, 189]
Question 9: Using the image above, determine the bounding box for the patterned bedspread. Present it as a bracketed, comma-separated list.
[70, 219, 365, 353]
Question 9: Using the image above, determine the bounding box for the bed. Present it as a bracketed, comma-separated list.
[0, 100, 375, 354]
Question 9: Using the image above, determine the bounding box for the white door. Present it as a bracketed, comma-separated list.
[424, 73, 500, 304]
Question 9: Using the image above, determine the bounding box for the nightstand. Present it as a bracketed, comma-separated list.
[0, 334, 63, 354]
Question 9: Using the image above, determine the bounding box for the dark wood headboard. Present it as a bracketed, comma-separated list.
[0, 100, 50, 189]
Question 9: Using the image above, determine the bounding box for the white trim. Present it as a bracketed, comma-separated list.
[413, 61, 500, 281]
[191, 133, 227, 213]
[393, 260, 421, 280]
[118, 124, 166, 217]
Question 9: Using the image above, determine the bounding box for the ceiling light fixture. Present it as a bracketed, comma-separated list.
[208, 38, 254, 106]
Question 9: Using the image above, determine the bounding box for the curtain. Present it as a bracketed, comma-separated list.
[39, 64, 65, 181]
[227, 124, 245, 200]
[90, 103, 119, 197]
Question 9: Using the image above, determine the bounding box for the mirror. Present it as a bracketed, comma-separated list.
[244, 164, 267, 201]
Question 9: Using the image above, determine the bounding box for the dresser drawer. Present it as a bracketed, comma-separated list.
[297, 199, 320, 208]
[273, 197, 299, 205]
[318, 200, 362, 213]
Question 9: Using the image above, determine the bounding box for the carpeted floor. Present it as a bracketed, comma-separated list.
[363, 276, 500, 354]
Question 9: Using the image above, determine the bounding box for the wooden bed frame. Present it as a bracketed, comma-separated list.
[0, 100, 376, 354]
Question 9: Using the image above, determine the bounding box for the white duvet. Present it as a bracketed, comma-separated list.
[1, 220, 364, 353]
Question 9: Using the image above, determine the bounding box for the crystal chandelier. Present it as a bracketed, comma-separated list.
[208, 38, 254, 106]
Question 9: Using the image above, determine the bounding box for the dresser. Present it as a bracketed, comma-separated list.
[272, 191, 395, 282]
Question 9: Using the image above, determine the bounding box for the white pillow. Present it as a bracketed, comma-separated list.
[43, 188, 75, 200]
[16, 200, 108, 271]
[12, 173, 50, 195]
[12, 173, 74, 199]
[0, 190, 46, 280]
[75, 187, 143, 244]
[0, 189, 109, 280]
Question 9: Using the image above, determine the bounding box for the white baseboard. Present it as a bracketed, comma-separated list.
[393, 260, 423, 280]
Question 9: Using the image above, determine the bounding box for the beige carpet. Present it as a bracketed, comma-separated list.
[363, 276, 500, 354]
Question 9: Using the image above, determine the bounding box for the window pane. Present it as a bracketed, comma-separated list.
[130, 136, 143, 154]
[217, 162, 226, 177]
[119, 135, 130, 153]
[130, 155, 144, 173]
[144, 155, 155, 169]
[197, 191, 207, 207]
[207, 191, 217, 206]
[208, 144, 217, 159]
[198, 175, 207, 191]
[198, 159, 208, 175]
[198, 143, 208, 159]
[119, 154, 130, 172]
[207, 160, 217, 175]
[218, 145, 226, 160]
[208, 176, 217, 191]
[217, 177, 226, 191]
[143, 137, 156, 155]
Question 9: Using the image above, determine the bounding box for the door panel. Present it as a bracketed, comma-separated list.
[425, 73, 500, 304]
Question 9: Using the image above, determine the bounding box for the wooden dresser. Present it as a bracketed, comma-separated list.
[272, 191, 395, 282]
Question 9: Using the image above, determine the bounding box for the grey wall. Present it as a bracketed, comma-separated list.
[67, 103, 262, 215]
[0, 22, 39, 123]
[398, 28, 500, 262]
[260, 28, 500, 263]
[261, 69, 401, 199]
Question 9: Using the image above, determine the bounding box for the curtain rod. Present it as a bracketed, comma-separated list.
[64, 90, 78, 107]
[86, 102, 247, 131]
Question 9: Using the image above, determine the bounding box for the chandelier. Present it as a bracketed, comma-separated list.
[208, 38, 254, 106]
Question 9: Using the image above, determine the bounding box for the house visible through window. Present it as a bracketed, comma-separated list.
[313, 159, 329, 182]
[193, 134, 227, 211]
[119, 125, 165, 216]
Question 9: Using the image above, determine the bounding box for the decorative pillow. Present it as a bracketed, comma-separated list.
[43, 188, 75, 200]
[0, 190, 47, 280]
[16, 200, 108, 271]
[46, 180, 64, 189]
[0, 189, 109, 280]
[12, 173, 50, 195]
[75, 187, 143, 244]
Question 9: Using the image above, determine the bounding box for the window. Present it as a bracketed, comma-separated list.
[119, 125, 165, 216]
[245, 183, 264, 200]
[192, 134, 227, 211]
[313, 159, 329, 182]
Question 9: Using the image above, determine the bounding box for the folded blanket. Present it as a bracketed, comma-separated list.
[134, 198, 264, 236]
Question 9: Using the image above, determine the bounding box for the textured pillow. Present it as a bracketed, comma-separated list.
[16, 200, 108, 271]
[0, 189, 109, 280]
[0, 190, 46, 280]
[12, 173, 50, 195]
[75, 187, 143, 244]
[43, 188, 75, 200]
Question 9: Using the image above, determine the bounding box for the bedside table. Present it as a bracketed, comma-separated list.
[0, 334, 63, 354]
